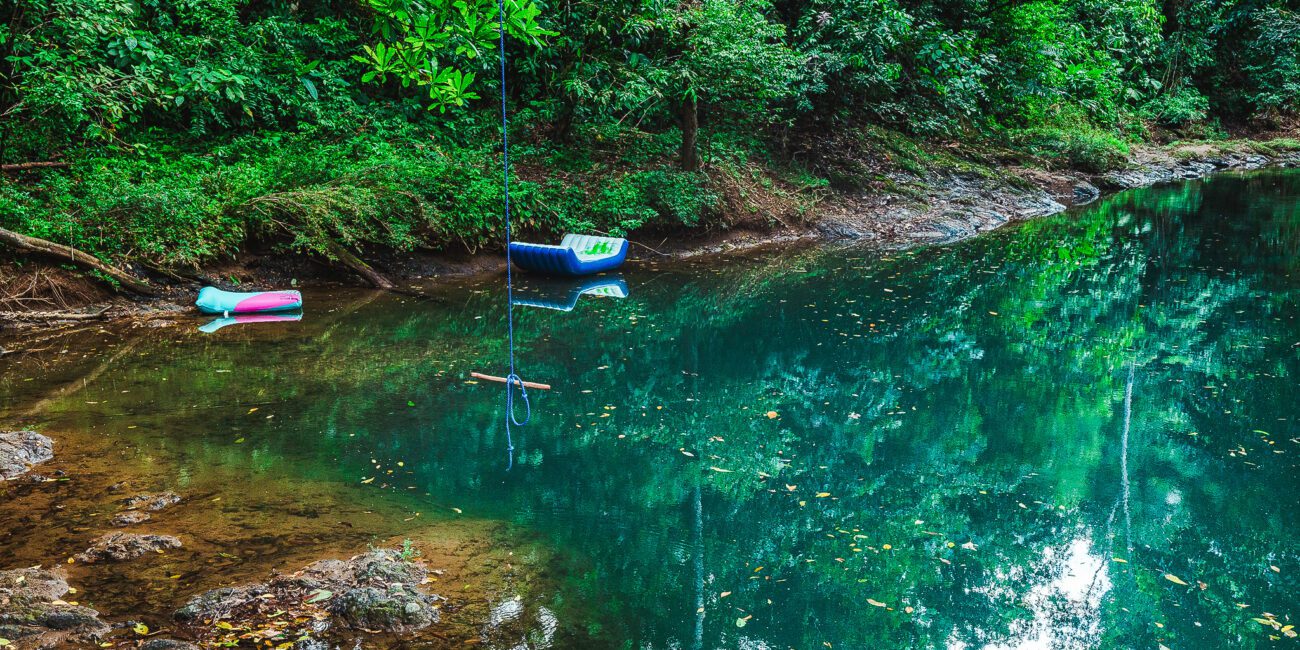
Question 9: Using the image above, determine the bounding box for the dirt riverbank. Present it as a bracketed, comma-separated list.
[1, 139, 1297, 332]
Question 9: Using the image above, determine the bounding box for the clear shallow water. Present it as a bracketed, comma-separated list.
[2, 170, 1299, 648]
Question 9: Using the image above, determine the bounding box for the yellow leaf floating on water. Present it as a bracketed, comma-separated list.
[1164, 574, 1189, 586]
[709, 467, 733, 473]
[766, 411, 779, 419]
[1113, 558, 1128, 563]
[681, 450, 695, 457]
[867, 599, 886, 607]
[720, 591, 732, 598]
[816, 492, 831, 498]
[785, 485, 797, 491]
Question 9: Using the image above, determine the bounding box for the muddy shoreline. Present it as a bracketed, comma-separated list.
[2, 141, 1298, 333]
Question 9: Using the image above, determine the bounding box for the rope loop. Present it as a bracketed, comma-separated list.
[504, 373, 531, 427]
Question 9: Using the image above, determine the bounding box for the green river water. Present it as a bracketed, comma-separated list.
[1, 170, 1298, 649]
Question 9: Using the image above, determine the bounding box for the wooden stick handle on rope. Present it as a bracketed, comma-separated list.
[470, 372, 552, 391]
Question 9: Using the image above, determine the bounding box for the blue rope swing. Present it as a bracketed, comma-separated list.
[497, 0, 529, 466]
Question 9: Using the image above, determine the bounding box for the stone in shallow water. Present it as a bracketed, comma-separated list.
[175, 549, 441, 639]
[139, 639, 201, 650]
[331, 585, 439, 631]
[0, 431, 53, 481]
[75, 532, 183, 564]
[110, 510, 153, 527]
[122, 491, 182, 512]
[0, 566, 109, 647]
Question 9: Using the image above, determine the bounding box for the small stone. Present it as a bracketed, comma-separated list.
[75, 533, 182, 564]
[111, 511, 152, 527]
[122, 491, 182, 512]
[0, 431, 54, 480]
[140, 639, 201, 650]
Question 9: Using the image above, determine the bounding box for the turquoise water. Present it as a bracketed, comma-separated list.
[3, 170, 1299, 648]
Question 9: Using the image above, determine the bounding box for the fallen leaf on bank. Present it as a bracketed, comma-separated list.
[133, 623, 149, 635]
[305, 589, 333, 604]
[248, 408, 258, 414]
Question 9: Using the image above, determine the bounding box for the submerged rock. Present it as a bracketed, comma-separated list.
[110, 510, 153, 527]
[139, 639, 201, 650]
[75, 532, 183, 563]
[331, 585, 438, 630]
[0, 567, 109, 647]
[176, 548, 441, 643]
[0, 431, 53, 481]
[122, 491, 182, 512]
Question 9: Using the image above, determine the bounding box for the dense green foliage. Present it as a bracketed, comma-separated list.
[0, 0, 1296, 268]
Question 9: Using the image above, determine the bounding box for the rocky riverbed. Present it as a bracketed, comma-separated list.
[0, 426, 567, 649]
[0, 549, 443, 649]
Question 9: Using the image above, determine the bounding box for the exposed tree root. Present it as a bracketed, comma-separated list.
[0, 227, 156, 295]
[0, 306, 112, 322]
[326, 240, 395, 290]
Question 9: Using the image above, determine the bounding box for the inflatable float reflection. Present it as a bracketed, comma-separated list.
[198, 311, 303, 334]
[510, 275, 628, 312]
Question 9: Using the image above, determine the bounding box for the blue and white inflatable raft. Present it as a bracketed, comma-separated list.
[508, 234, 628, 276]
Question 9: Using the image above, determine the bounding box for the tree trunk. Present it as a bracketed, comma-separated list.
[679, 96, 701, 171]
[0, 226, 157, 295]
[325, 240, 394, 290]
[1, 161, 70, 173]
